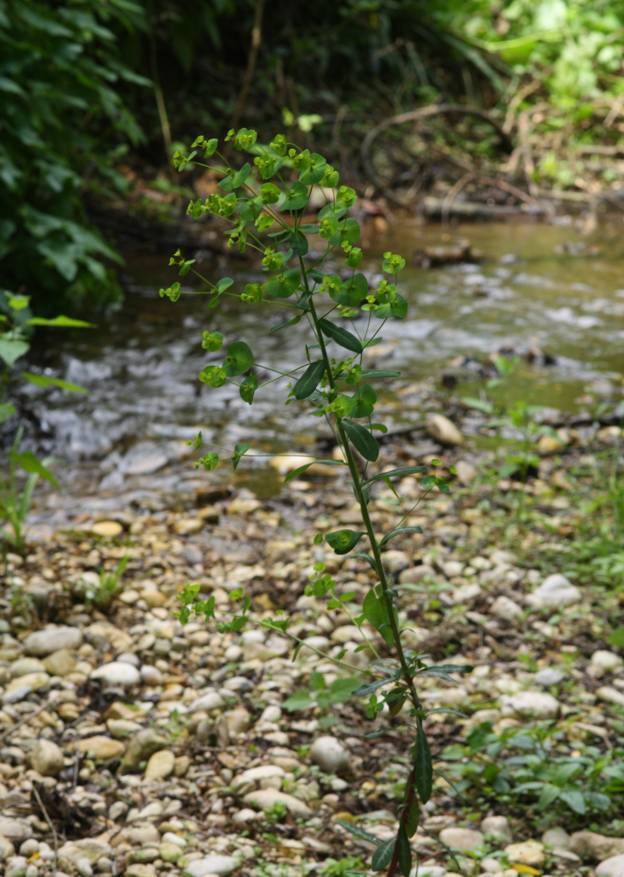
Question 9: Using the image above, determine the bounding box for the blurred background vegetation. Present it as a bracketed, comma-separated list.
[1, 0, 624, 312]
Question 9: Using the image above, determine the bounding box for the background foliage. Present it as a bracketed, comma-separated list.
[1, 0, 624, 313]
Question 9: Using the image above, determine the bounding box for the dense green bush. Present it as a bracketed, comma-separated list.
[0, 0, 147, 311]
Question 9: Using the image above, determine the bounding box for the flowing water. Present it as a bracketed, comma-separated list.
[29, 220, 624, 524]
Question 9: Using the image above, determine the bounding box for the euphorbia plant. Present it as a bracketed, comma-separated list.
[164, 129, 462, 876]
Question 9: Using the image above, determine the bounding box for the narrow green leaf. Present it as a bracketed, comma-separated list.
[360, 369, 402, 380]
[28, 315, 94, 328]
[11, 451, 58, 487]
[404, 798, 420, 838]
[318, 318, 363, 353]
[397, 825, 412, 876]
[371, 838, 395, 871]
[414, 720, 433, 804]
[380, 526, 423, 547]
[352, 551, 378, 571]
[335, 820, 379, 845]
[326, 529, 365, 555]
[284, 458, 345, 482]
[366, 466, 428, 485]
[343, 420, 379, 461]
[21, 371, 87, 394]
[232, 443, 251, 470]
[294, 360, 325, 400]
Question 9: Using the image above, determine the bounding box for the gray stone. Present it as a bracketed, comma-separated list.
[6, 856, 27, 877]
[542, 827, 571, 849]
[527, 574, 581, 609]
[490, 596, 522, 620]
[439, 827, 484, 853]
[0, 836, 15, 861]
[23, 626, 82, 656]
[480, 815, 511, 842]
[242, 788, 311, 818]
[534, 667, 565, 686]
[597, 855, 624, 877]
[0, 820, 31, 843]
[504, 841, 544, 867]
[590, 650, 624, 677]
[500, 691, 559, 719]
[30, 739, 64, 777]
[310, 736, 350, 774]
[570, 831, 624, 861]
[122, 730, 169, 770]
[426, 414, 464, 447]
[91, 662, 140, 688]
[184, 855, 239, 876]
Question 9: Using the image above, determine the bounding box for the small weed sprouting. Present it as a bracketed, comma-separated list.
[164, 129, 464, 876]
[75, 556, 129, 610]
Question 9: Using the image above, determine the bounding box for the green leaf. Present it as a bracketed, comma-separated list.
[240, 372, 258, 404]
[318, 318, 363, 354]
[232, 443, 251, 470]
[11, 451, 58, 487]
[350, 384, 376, 418]
[380, 526, 423, 547]
[414, 720, 433, 804]
[343, 421, 379, 461]
[366, 466, 428, 485]
[223, 341, 253, 376]
[263, 271, 300, 299]
[294, 360, 325, 400]
[0, 402, 16, 423]
[284, 458, 345, 482]
[352, 551, 378, 571]
[282, 182, 309, 211]
[362, 585, 394, 647]
[335, 820, 379, 845]
[342, 217, 361, 245]
[559, 788, 586, 814]
[608, 626, 624, 651]
[371, 838, 395, 871]
[537, 783, 560, 810]
[360, 369, 402, 380]
[404, 798, 420, 838]
[27, 315, 94, 328]
[283, 689, 314, 711]
[0, 338, 28, 366]
[463, 396, 495, 414]
[326, 529, 365, 555]
[21, 371, 87, 394]
[290, 230, 308, 256]
[216, 277, 234, 294]
[397, 825, 412, 876]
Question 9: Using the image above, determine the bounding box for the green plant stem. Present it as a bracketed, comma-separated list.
[300, 257, 423, 875]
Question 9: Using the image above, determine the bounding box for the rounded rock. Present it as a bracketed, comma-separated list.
[184, 855, 239, 876]
[439, 827, 485, 853]
[30, 739, 64, 777]
[23, 626, 82, 656]
[91, 662, 141, 688]
[597, 855, 624, 877]
[310, 736, 350, 774]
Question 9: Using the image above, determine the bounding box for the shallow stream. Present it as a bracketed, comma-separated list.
[30, 220, 624, 525]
